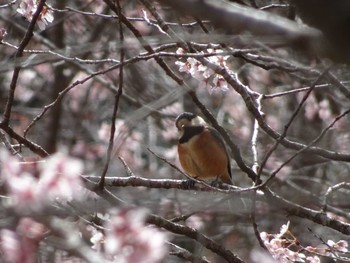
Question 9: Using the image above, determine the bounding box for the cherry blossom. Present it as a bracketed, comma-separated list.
[261, 222, 350, 262]
[260, 222, 320, 263]
[306, 256, 321, 263]
[16, 0, 54, 30]
[327, 239, 348, 253]
[175, 48, 232, 94]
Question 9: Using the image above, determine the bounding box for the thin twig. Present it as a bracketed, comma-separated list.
[322, 182, 350, 212]
[251, 94, 263, 175]
[147, 214, 245, 263]
[118, 156, 134, 177]
[250, 190, 267, 250]
[167, 241, 211, 263]
[0, 0, 16, 8]
[98, 0, 124, 190]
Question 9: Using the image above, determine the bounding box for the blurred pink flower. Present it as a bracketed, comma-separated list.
[0, 151, 84, 212]
[37, 153, 84, 201]
[0, 218, 46, 263]
[104, 208, 167, 263]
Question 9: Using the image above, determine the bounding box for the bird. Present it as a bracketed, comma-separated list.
[175, 112, 232, 185]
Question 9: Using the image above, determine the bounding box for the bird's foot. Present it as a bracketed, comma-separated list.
[210, 179, 224, 188]
[182, 179, 196, 189]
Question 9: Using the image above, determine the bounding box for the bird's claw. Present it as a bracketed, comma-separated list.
[182, 179, 196, 189]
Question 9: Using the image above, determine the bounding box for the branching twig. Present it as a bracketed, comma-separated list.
[263, 189, 350, 235]
[83, 175, 350, 235]
[262, 107, 350, 187]
[257, 67, 330, 180]
[197, 56, 350, 162]
[2, 0, 47, 126]
[102, 0, 183, 86]
[0, 124, 48, 157]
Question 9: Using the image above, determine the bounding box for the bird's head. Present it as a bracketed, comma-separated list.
[175, 112, 206, 133]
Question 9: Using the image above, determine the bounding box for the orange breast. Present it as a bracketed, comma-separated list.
[178, 128, 231, 183]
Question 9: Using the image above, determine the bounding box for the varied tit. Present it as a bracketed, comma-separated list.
[175, 112, 232, 185]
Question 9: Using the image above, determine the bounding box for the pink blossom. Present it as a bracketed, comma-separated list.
[206, 48, 229, 66]
[104, 208, 167, 263]
[327, 239, 348, 253]
[306, 256, 321, 263]
[260, 222, 320, 263]
[211, 74, 229, 94]
[174, 48, 232, 94]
